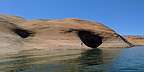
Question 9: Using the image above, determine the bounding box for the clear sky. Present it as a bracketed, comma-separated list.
[0, 0, 144, 35]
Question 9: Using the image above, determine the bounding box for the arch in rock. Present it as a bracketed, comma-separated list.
[13, 28, 33, 38]
[77, 30, 103, 48]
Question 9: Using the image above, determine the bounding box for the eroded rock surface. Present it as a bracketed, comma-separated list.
[0, 15, 133, 54]
[0, 15, 25, 55]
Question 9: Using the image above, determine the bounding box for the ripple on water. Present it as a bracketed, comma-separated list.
[110, 46, 144, 72]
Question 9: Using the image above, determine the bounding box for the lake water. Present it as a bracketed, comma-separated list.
[0, 46, 144, 72]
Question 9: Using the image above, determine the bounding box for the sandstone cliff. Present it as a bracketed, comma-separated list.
[0, 14, 133, 54]
[0, 14, 25, 54]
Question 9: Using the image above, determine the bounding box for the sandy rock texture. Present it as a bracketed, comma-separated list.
[0, 14, 133, 54]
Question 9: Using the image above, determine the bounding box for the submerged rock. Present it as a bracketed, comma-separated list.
[0, 15, 133, 54]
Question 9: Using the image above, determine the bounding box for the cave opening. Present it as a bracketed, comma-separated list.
[77, 30, 103, 48]
[13, 28, 33, 38]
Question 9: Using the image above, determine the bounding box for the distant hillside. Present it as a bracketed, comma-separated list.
[124, 35, 144, 45]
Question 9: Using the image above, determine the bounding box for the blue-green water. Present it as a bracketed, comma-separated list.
[0, 46, 144, 72]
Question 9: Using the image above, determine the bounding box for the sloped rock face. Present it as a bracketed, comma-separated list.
[0, 15, 133, 54]
[17, 18, 133, 49]
[0, 15, 25, 54]
[0, 14, 25, 23]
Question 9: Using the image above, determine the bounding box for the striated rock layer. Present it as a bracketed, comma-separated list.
[0, 14, 133, 54]
[0, 14, 25, 54]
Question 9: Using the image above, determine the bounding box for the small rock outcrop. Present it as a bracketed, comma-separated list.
[0, 14, 133, 54]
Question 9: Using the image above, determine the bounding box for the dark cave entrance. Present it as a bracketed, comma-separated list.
[77, 30, 103, 48]
[13, 28, 33, 38]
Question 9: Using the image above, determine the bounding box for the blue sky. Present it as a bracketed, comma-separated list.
[0, 0, 144, 35]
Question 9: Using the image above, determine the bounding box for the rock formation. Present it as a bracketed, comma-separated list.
[0, 14, 133, 54]
[0, 14, 25, 54]
[125, 35, 144, 46]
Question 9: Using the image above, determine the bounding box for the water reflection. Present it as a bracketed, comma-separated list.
[79, 48, 104, 72]
[80, 48, 103, 66]
[0, 48, 122, 72]
[0, 53, 35, 72]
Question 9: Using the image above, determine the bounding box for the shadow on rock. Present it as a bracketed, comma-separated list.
[77, 30, 103, 48]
